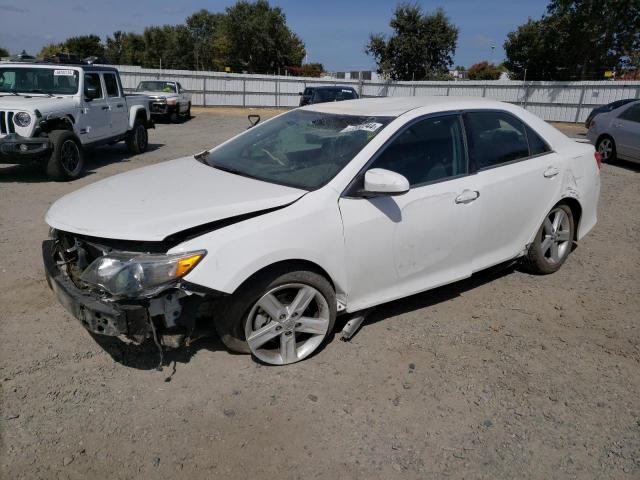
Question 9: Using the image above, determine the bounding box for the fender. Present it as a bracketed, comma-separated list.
[128, 106, 149, 130]
[39, 114, 76, 134]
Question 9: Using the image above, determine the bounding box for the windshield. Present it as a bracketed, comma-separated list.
[206, 110, 393, 190]
[136, 81, 177, 93]
[0, 67, 79, 95]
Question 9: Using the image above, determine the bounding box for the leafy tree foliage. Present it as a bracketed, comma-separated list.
[40, 35, 105, 60]
[467, 61, 503, 80]
[287, 63, 324, 77]
[35, 1, 305, 73]
[365, 4, 458, 80]
[504, 0, 640, 80]
[0, 46, 9, 57]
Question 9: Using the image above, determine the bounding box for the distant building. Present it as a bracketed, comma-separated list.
[325, 70, 380, 82]
[449, 69, 468, 80]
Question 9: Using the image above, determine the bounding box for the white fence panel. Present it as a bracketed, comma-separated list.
[112, 65, 640, 122]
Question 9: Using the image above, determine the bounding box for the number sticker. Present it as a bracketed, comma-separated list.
[341, 122, 383, 133]
[54, 69, 75, 76]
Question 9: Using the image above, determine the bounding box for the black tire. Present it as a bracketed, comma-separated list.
[215, 268, 337, 361]
[125, 119, 149, 154]
[596, 135, 617, 163]
[45, 130, 85, 181]
[170, 106, 180, 124]
[521, 204, 574, 274]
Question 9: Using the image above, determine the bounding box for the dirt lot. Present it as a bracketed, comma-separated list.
[1, 110, 638, 479]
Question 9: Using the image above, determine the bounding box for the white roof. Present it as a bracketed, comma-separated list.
[302, 96, 507, 117]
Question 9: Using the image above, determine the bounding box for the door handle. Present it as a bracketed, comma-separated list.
[455, 189, 480, 204]
[543, 167, 560, 178]
[101, 106, 110, 111]
[116, 104, 124, 108]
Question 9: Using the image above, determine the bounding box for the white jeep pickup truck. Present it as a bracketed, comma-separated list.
[0, 62, 153, 180]
[135, 80, 191, 123]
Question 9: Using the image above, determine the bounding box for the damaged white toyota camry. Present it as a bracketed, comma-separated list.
[43, 97, 600, 365]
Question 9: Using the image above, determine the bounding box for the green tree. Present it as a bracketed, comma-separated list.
[39, 35, 104, 59]
[186, 9, 229, 71]
[504, 0, 640, 80]
[105, 31, 146, 66]
[365, 4, 458, 80]
[223, 0, 305, 73]
[467, 61, 503, 80]
[0, 46, 9, 57]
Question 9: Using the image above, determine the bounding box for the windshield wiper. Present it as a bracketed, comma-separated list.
[23, 89, 54, 97]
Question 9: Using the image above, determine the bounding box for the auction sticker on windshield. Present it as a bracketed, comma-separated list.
[341, 122, 383, 133]
[54, 69, 75, 76]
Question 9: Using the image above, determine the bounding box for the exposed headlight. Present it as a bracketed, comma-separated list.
[80, 250, 205, 298]
[14, 112, 31, 128]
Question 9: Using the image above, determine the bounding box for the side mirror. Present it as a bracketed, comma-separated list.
[363, 168, 410, 196]
[84, 85, 99, 101]
[298, 91, 303, 95]
[247, 114, 261, 129]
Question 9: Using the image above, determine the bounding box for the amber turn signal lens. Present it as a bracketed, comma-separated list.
[175, 254, 204, 278]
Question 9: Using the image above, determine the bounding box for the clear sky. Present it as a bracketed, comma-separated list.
[0, 0, 549, 71]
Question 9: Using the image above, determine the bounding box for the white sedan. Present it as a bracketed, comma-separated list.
[43, 97, 601, 365]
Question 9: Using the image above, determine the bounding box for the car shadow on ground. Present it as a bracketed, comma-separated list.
[0, 143, 163, 183]
[607, 159, 640, 173]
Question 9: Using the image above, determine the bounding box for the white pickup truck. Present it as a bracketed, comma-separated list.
[0, 62, 153, 180]
[135, 80, 191, 123]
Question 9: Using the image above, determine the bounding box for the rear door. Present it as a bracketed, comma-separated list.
[463, 110, 560, 271]
[613, 102, 640, 160]
[102, 72, 128, 137]
[339, 114, 481, 310]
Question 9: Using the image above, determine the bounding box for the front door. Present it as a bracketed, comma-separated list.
[79, 72, 109, 142]
[339, 114, 481, 311]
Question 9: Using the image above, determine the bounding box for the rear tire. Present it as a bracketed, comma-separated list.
[215, 268, 336, 364]
[521, 204, 574, 274]
[45, 130, 84, 181]
[126, 119, 148, 154]
[596, 135, 617, 163]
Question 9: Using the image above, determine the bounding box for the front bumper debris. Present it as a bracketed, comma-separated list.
[0, 133, 51, 164]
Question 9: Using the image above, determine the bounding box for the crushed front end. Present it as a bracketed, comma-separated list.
[43, 230, 216, 348]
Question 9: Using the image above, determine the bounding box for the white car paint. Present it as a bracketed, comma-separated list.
[587, 99, 640, 163]
[137, 81, 192, 116]
[46, 96, 600, 314]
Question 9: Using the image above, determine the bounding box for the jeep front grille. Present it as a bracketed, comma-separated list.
[0, 111, 16, 137]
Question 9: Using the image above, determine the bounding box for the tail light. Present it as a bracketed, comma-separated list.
[594, 151, 602, 169]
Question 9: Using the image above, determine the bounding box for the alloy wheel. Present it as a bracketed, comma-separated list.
[541, 207, 571, 265]
[598, 138, 612, 160]
[60, 139, 80, 174]
[244, 283, 331, 365]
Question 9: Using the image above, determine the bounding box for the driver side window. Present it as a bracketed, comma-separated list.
[84, 73, 103, 99]
[370, 114, 467, 187]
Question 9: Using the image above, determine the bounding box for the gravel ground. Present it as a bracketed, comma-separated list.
[1, 110, 638, 479]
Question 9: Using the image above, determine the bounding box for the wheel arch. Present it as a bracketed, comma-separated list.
[128, 105, 149, 129]
[555, 196, 582, 242]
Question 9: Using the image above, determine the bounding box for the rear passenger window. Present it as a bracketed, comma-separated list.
[525, 125, 550, 156]
[371, 114, 466, 186]
[618, 103, 640, 123]
[84, 73, 103, 99]
[464, 111, 529, 169]
[103, 73, 119, 97]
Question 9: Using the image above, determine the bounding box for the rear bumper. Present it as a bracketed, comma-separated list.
[0, 134, 51, 164]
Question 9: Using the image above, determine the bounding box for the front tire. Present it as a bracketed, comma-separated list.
[126, 119, 148, 154]
[596, 135, 616, 163]
[184, 102, 191, 119]
[45, 130, 84, 181]
[521, 204, 574, 274]
[169, 106, 180, 124]
[216, 269, 337, 365]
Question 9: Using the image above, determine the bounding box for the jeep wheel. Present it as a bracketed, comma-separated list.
[126, 120, 148, 154]
[45, 130, 85, 181]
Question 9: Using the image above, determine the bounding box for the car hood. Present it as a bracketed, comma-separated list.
[46, 157, 307, 242]
[0, 95, 76, 114]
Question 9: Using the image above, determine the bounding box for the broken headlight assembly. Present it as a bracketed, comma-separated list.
[79, 250, 206, 299]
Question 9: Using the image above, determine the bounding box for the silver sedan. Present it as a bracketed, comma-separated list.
[587, 99, 640, 163]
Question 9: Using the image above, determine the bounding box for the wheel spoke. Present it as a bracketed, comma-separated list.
[246, 322, 280, 350]
[280, 333, 297, 363]
[289, 286, 316, 317]
[543, 218, 553, 235]
[257, 293, 285, 321]
[552, 210, 565, 231]
[295, 316, 328, 335]
[550, 241, 560, 263]
[557, 230, 571, 242]
[541, 236, 553, 255]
